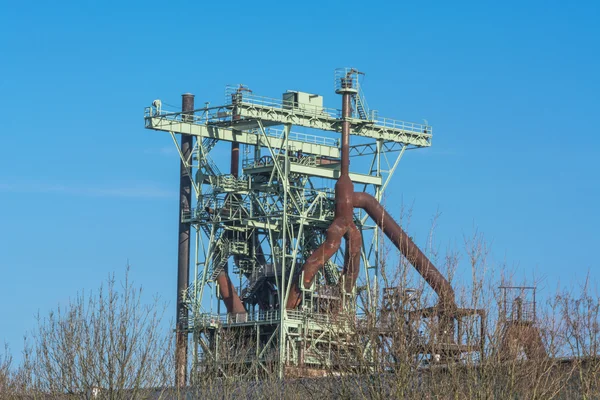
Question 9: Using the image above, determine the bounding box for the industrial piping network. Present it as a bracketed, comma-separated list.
[286, 70, 456, 313]
[212, 86, 258, 315]
[150, 69, 496, 384]
[205, 72, 456, 316]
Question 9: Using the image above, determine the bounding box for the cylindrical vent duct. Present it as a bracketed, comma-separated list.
[182, 93, 195, 122]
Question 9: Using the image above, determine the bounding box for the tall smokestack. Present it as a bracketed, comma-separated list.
[176, 92, 194, 387]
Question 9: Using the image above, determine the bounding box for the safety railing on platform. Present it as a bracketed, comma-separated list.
[226, 88, 341, 119]
[146, 98, 433, 137]
[191, 310, 281, 328]
[373, 116, 433, 135]
[254, 127, 338, 147]
[242, 153, 325, 170]
[189, 309, 373, 331]
[286, 310, 365, 325]
[145, 104, 233, 124]
[212, 175, 248, 192]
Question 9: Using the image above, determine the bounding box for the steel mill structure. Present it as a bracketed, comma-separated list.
[145, 69, 487, 385]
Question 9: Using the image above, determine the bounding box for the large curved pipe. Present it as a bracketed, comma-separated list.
[342, 223, 362, 294]
[287, 219, 346, 308]
[286, 82, 360, 309]
[216, 271, 246, 314]
[353, 192, 456, 308]
[287, 70, 455, 312]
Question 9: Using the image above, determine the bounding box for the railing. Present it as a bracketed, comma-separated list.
[192, 310, 281, 328]
[146, 98, 433, 137]
[286, 310, 364, 326]
[242, 153, 325, 170]
[355, 85, 371, 119]
[182, 206, 212, 222]
[254, 128, 338, 147]
[334, 67, 360, 93]
[286, 130, 338, 147]
[190, 310, 373, 331]
[373, 116, 433, 135]
[225, 88, 341, 119]
[145, 104, 233, 125]
[212, 175, 248, 192]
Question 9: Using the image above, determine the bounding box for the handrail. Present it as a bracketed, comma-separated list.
[146, 97, 433, 137]
[191, 310, 281, 327]
[190, 309, 370, 330]
[226, 88, 341, 119]
[261, 128, 338, 147]
[373, 116, 433, 135]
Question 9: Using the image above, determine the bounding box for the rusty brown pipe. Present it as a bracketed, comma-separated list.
[353, 192, 456, 308]
[342, 224, 362, 294]
[286, 84, 361, 309]
[287, 71, 456, 313]
[176, 93, 194, 387]
[287, 220, 346, 308]
[216, 271, 246, 314]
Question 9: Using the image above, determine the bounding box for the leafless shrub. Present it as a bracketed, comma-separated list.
[0, 343, 16, 396]
[16, 266, 174, 399]
[3, 220, 599, 399]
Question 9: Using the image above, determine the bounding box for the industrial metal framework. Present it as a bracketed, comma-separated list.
[145, 69, 484, 384]
[498, 286, 546, 360]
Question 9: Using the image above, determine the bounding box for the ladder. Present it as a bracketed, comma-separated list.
[209, 238, 231, 281]
[352, 86, 371, 120]
[241, 273, 267, 300]
[323, 260, 340, 285]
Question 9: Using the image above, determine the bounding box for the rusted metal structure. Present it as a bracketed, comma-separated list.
[498, 286, 547, 360]
[145, 69, 486, 382]
[286, 70, 456, 311]
[175, 93, 194, 386]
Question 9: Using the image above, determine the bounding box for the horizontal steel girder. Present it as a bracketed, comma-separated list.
[244, 163, 382, 186]
[233, 103, 432, 147]
[146, 116, 340, 158]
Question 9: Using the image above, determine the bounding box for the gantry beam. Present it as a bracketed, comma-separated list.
[146, 115, 340, 158]
[244, 163, 382, 186]
[231, 101, 432, 147]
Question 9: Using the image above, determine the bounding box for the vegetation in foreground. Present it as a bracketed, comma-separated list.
[1, 234, 599, 399]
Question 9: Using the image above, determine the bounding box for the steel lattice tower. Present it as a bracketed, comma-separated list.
[144, 69, 484, 383]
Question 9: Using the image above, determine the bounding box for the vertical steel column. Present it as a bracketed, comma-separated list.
[176, 92, 194, 387]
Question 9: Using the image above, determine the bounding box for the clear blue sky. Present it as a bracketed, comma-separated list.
[1, 0, 598, 354]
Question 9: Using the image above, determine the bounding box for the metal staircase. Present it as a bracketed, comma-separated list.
[192, 138, 222, 179]
[209, 238, 232, 281]
[241, 263, 279, 300]
[353, 85, 371, 120]
[202, 155, 222, 177]
[241, 272, 267, 300]
[323, 260, 340, 285]
[202, 137, 219, 153]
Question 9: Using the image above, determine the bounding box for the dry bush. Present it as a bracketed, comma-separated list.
[0, 344, 16, 396]
[10, 267, 174, 399]
[2, 222, 599, 399]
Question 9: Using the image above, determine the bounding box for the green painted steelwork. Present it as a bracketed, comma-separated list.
[144, 72, 479, 381]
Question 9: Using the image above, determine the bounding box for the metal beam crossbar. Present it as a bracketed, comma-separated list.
[146, 114, 340, 158]
[143, 70, 465, 383]
[226, 93, 432, 147]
